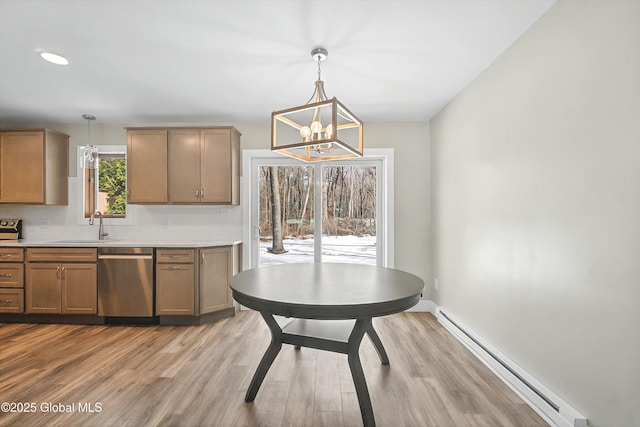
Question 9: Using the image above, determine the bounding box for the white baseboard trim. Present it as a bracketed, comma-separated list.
[436, 307, 587, 427]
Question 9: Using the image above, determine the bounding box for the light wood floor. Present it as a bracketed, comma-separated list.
[0, 311, 547, 427]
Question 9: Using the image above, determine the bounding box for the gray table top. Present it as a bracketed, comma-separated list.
[230, 263, 425, 319]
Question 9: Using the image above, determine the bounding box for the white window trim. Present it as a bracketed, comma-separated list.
[241, 149, 394, 270]
[76, 145, 135, 226]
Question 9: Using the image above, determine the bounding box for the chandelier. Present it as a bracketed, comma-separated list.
[79, 114, 98, 169]
[271, 48, 363, 162]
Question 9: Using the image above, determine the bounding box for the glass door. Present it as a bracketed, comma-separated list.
[321, 165, 377, 265]
[256, 160, 381, 267]
[258, 165, 315, 266]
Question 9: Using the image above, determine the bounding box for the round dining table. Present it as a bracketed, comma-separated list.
[230, 262, 425, 427]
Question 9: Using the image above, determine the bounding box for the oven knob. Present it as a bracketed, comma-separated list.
[0, 221, 7, 226]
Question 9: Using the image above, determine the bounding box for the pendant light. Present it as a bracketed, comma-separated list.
[271, 48, 363, 162]
[80, 114, 98, 169]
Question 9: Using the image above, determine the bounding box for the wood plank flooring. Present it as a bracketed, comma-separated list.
[0, 311, 547, 427]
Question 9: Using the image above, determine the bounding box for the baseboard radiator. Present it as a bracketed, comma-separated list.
[436, 308, 588, 427]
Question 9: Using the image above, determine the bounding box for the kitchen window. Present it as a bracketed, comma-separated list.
[78, 145, 131, 224]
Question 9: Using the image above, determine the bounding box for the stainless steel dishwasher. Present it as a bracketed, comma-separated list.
[98, 247, 154, 317]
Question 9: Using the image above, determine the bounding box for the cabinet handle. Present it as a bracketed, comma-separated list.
[195, 188, 200, 197]
[0, 254, 11, 258]
[0, 273, 12, 278]
[168, 266, 184, 270]
[56, 266, 61, 278]
[169, 255, 184, 259]
[61, 267, 66, 279]
[200, 188, 204, 198]
[2, 299, 12, 303]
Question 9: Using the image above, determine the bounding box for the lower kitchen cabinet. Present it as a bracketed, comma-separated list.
[156, 261, 196, 315]
[25, 248, 98, 315]
[0, 244, 239, 324]
[0, 248, 25, 313]
[25, 263, 61, 313]
[200, 246, 235, 314]
[156, 245, 240, 318]
[62, 264, 98, 314]
[0, 288, 23, 313]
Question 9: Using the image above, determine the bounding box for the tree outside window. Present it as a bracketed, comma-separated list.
[85, 153, 127, 218]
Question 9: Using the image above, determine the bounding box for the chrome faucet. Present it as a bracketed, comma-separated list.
[89, 210, 109, 240]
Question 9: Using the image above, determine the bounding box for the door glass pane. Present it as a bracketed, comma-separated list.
[321, 165, 377, 265]
[259, 165, 315, 266]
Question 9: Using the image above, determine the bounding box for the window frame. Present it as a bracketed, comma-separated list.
[76, 145, 134, 226]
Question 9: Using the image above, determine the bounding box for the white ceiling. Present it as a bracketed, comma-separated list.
[0, 0, 555, 126]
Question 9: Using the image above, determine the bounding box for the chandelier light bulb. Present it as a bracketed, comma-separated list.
[310, 121, 322, 134]
[325, 123, 333, 139]
[300, 126, 312, 141]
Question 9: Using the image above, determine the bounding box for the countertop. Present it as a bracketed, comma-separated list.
[0, 239, 242, 248]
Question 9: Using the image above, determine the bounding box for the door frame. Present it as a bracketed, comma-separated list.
[241, 149, 394, 269]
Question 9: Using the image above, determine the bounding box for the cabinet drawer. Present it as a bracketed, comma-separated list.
[0, 248, 24, 262]
[0, 288, 24, 313]
[156, 249, 195, 264]
[27, 248, 97, 263]
[0, 263, 24, 287]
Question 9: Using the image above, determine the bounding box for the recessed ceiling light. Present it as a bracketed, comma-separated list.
[39, 51, 69, 65]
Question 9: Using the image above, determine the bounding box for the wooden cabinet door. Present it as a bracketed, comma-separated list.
[168, 129, 201, 203]
[199, 247, 233, 314]
[26, 263, 61, 313]
[200, 129, 232, 203]
[156, 263, 195, 315]
[62, 263, 97, 315]
[127, 129, 168, 203]
[0, 131, 45, 203]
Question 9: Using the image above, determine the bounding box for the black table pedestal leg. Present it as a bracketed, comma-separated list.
[245, 312, 282, 402]
[348, 318, 376, 427]
[366, 322, 389, 365]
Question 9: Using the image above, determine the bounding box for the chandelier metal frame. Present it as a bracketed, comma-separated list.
[271, 48, 363, 162]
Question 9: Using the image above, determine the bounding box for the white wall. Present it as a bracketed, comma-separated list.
[430, 1, 640, 426]
[1, 121, 432, 294]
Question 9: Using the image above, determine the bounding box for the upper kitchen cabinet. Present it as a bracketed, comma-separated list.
[126, 129, 168, 203]
[168, 127, 240, 205]
[127, 126, 240, 205]
[0, 129, 69, 205]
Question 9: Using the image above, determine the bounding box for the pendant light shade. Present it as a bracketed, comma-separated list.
[271, 48, 363, 162]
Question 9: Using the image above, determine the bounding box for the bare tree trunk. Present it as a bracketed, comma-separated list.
[269, 166, 286, 254]
[322, 168, 330, 236]
[298, 172, 311, 236]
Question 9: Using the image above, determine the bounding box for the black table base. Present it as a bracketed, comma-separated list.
[245, 312, 389, 427]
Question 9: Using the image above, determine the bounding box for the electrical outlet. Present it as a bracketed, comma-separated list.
[434, 278, 439, 290]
